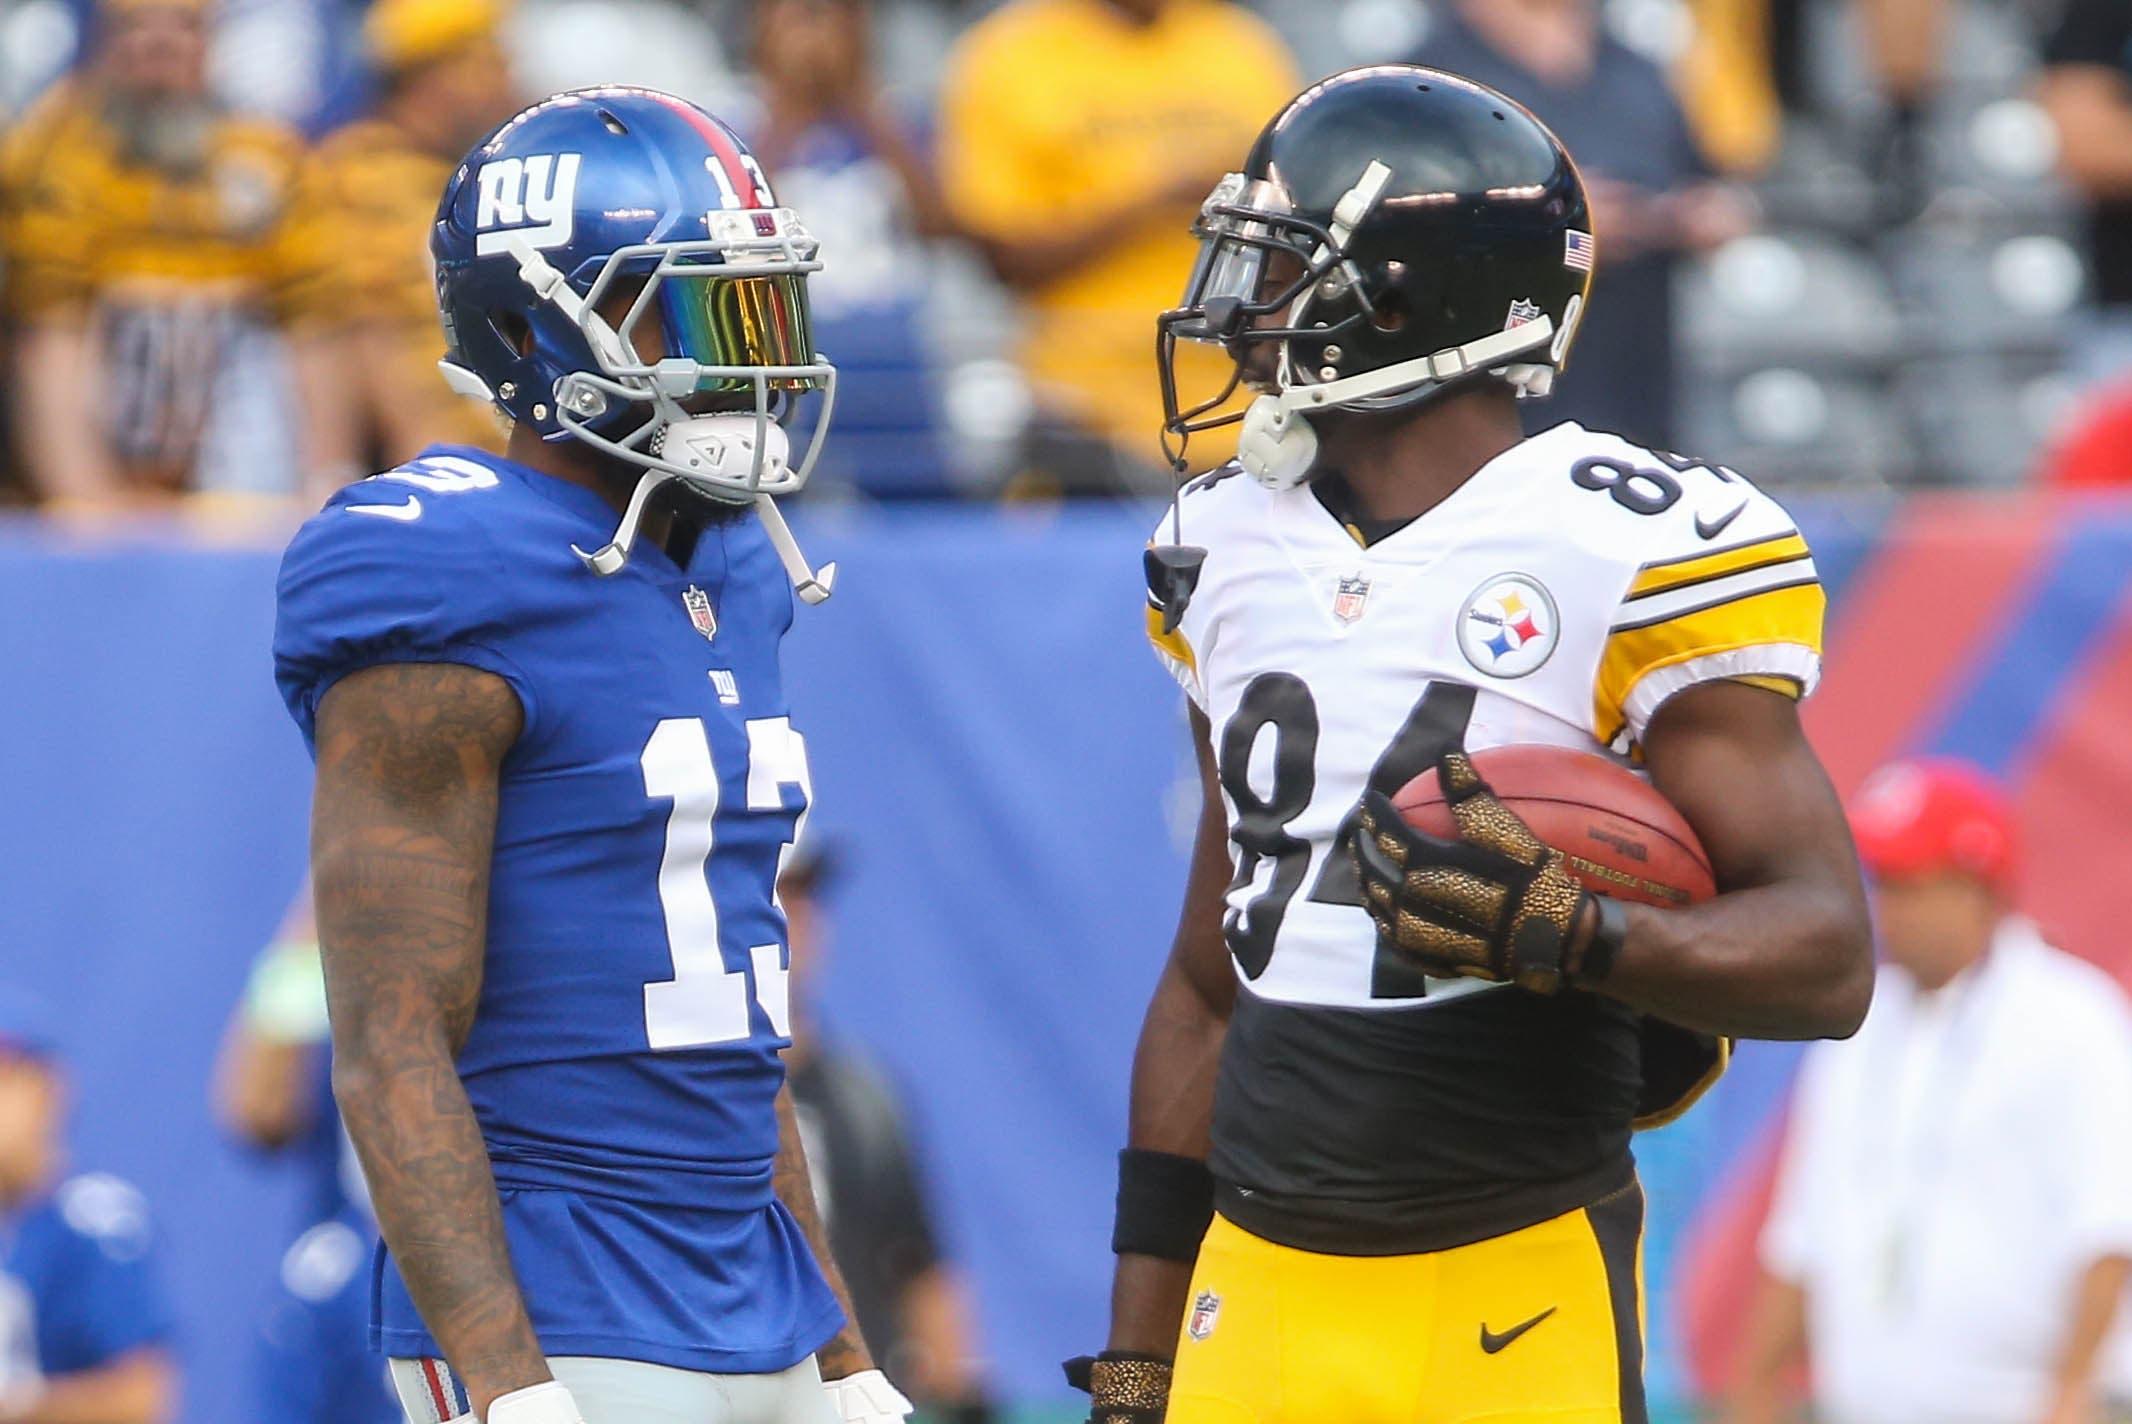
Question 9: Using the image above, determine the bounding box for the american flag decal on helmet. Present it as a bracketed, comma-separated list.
[1564, 230, 1595, 272]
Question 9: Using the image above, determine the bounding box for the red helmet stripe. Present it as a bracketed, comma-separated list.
[648, 92, 764, 207]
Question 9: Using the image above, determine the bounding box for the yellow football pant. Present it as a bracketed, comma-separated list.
[1167, 1184, 1647, 1424]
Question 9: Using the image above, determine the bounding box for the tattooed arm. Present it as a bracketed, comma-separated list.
[311, 661, 546, 1418]
[773, 1085, 875, 1381]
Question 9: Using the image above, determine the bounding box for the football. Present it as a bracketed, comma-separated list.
[1395, 745, 1716, 907]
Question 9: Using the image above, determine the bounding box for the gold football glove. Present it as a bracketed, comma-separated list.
[1063, 1352, 1171, 1424]
[1353, 751, 1596, 994]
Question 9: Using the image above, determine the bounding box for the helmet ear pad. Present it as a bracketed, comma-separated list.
[510, 260, 672, 443]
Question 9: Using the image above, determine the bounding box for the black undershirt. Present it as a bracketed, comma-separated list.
[1310, 471, 1421, 548]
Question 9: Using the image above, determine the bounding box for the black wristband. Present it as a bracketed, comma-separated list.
[1111, 1148, 1215, 1261]
[1579, 894, 1629, 984]
[1064, 1352, 1172, 1410]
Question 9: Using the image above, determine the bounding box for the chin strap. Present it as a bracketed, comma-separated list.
[570, 472, 836, 603]
[571, 468, 664, 576]
[754, 493, 837, 604]
[1238, 318, 1559, 490]
[567, 417, 833, 603]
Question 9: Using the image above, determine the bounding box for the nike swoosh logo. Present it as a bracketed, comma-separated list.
[1479, 1306, 1557, 1354]
[1694, 498, 1749, 540]
[347, 497, 422, 522]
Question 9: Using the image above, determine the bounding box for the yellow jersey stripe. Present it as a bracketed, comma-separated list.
[1594, 581, 1825, 744]
[1612, 571, 1820, 634]
[1146, 602, 1197, 675]
[1626, 531, 1809, 599]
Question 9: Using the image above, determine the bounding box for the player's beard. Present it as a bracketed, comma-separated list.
[650, 477, 749, 527]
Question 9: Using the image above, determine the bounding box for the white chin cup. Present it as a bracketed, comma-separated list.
[657, 413, 793, 503]
[483, 1381, 585, 1424]
[1237, 395, 1319, 491]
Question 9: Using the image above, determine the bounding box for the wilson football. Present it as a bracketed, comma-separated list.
[1396, 746, 1716, 906]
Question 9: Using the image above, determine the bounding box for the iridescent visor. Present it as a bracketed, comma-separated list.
[656, 271, 820, 393]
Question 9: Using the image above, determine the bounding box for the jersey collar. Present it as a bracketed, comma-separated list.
[1292, 423, 1588, 557]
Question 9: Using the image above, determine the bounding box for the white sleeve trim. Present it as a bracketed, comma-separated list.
[1622, 644, 1822, 744]
[1610, 554, 1817, 632]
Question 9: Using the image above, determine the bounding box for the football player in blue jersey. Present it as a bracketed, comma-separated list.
[273, 88, 908, 1424]
[0, 986, 177, 1424]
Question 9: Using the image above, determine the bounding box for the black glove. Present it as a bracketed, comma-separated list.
[1064, 1352, 1172, 1424]
[1352, 750, 1598, 994]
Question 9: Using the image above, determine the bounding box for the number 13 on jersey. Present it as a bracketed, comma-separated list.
[639, 716, 809, 1051]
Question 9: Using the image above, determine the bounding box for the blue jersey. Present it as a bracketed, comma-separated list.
[273, 445, 839, 1373]
[0, 1175, 172, 1383]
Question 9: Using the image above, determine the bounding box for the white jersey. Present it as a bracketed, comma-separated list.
[1145, 421, 1825, 1251]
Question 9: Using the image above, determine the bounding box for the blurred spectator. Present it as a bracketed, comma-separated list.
[292, 0, 518, 496]
[0, 985, 178, 1424]
[1676, 0, 1784, 176]
[2037, 0, 2132, 387]
[1858, 0, 1950, 109]
[747, 0, 953, 497]
[781, 844, 995, 1422]
[0, 0, 329, 511]
[1857, 0, 1952, 215]
[503, 0, 735, 111]
[937, 0, 1297, 493]
[212, 888, 393, 1424]
[1412, 0, 1752, 450]
[1725, 760, 2132, 1424]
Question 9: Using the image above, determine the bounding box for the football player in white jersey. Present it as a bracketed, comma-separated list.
[1069, 67, 1875, 1424]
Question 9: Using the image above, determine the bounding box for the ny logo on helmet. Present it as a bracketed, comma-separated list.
[475, 153, 583, 256]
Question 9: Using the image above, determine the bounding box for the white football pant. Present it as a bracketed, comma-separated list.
[389, 1354, 836, 1424]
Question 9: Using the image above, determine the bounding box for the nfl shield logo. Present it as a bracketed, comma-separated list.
[681, 585, 718, 641]
[1333, 574, 1371, 624]
[1187, 1290, 1221, 1342]
[1504, 298, 1543, 330]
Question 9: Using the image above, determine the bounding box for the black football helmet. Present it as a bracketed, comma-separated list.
[1157, 65, 1595, 489]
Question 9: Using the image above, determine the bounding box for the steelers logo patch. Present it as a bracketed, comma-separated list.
[1457, 574, 1560, 679]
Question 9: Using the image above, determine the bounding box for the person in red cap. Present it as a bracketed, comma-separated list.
[1724, 758, 2132, 1424]
[1846, 756, 2020, 992]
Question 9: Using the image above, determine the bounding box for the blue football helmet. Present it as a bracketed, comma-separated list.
[432, 87, 837, 595]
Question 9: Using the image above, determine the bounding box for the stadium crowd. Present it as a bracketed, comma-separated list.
[0, 0, 2129, 509]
